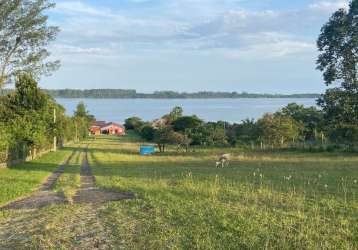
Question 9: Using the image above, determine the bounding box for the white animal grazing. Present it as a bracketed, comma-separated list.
[216, 154, 231, 168]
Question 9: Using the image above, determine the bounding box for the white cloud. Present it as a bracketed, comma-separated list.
[53, 44, 114, 56]
[51, 0, 344, 62]
[55, 1, 112, 16]
[309, 0, 348, 12]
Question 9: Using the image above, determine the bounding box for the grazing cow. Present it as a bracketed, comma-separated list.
[216, 153, 231, 168]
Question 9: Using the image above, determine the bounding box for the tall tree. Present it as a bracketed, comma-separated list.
[317, 0, 358, 143]
[74, 102, 89, 118]
[168, 106, 183, 121]
[0, 74, 54, 158]
[257, 113, 300, 147]
[74, 101, 94, 140]
[0, 0, 59, 88]
[278, 103, 323, 141]
[154, 126, 177, 153]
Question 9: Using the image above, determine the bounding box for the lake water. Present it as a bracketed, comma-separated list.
[56, 98, 317, 124]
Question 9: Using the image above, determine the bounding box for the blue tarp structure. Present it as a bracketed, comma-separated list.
[140, 146, 155, 155]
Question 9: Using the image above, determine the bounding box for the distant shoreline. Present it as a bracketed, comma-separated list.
[54, 96, 319, 99]
[1, 89, 321, 99]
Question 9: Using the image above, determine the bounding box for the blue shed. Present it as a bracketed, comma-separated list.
[140, 146, 155, 155]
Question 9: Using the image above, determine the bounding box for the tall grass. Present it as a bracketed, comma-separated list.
[88, 136, 358, 249]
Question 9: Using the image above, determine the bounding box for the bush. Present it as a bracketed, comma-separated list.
[124, 117, 144, 130]
[0, 74, 93, 162]
[140, 125, 155, 141]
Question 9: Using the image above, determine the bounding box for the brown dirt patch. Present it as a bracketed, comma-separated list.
[0, 191, 67, 210]
[0, 151, 76, 210]
[73, 149, 134, 204]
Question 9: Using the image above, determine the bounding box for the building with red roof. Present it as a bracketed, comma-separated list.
[90, 121, 125, 136]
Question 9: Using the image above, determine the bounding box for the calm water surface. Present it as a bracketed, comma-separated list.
[56, 98, 317, 123]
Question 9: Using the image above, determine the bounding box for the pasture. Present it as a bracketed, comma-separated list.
[0, 135, 357, 249]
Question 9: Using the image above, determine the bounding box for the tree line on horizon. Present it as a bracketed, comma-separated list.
[41, 89, 321, 99]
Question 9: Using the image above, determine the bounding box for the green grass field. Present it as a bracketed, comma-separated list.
[0, 135, 357, 249]
[0, 148, 72, 206]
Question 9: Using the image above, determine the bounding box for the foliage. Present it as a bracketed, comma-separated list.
[164, 106, 183, 123]
[257, 113, 300, 146]
[228, 119, 259, 146]
[0, 0, 60, 88]
[140, 125, 156, 141]
[277, 103, 324, 141]
[328, 123, 358, 146]
[42, 89, 320, 99]
[0, 74, 92, 161]
[74, 102, 94, 141]
[317, 0, 358, 144]
[0, 74, 53, 156]
[153, 126, 178, 152]
[0, 122, 9, 156]
[172, 115, 203, 132]
[124, 117, 144, 131]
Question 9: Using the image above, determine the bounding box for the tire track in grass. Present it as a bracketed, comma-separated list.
[0, 144, 134, 249]
[73, 146, 134, 204]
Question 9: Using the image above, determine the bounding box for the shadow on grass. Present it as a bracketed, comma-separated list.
[3, 147, 79, 174]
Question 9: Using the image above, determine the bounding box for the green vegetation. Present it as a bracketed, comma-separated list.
[0, 147, 71, 206]
[52, 146, 83, 202]
[1, 1, 358, 249]
[0, 74, 93, 164]
[0, 135, 357, 249]
[41, 88, 320, 99]
[126, 104, 326, 152]
[88, 136, 357, 249]
[0, 0, 59, 88]
[317, 1, 358, 145]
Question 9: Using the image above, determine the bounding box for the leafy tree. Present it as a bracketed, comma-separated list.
[74, 101, 94, 121]
[278, 103, 324, 141]
[0, 0, 60, 88]
[124, 117, 144, 130]
[74, 102, 93, 140]
[0, 122, 9, 157]
[0, 74, 54, 158]
[187, 123, 227, 146]
[74, 102, 88, 117]
[168, 106, 183, 121]
[317, 0, 358, 143]
[154, 126, 177, 152]
[230, 119, 259, 146]
[257, 113, 300, 147]
[140, 125, 156, 141]
[172, 115, 203, 132]
[174, 133, 193, 152]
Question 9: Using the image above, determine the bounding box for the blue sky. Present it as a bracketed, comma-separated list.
[43, 0, 349, 93]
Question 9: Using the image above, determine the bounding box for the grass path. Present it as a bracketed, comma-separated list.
[0, 147, 74, 206]
[0, 142, 134, 249]
[0, 135, 357, 249]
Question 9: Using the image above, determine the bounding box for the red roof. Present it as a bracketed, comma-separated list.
[104, 122, 124, 128]
[92, 120, 125, 129]
[92, 120, 106, 127]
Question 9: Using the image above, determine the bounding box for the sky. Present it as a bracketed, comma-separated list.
[42, 0, 349, 93]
